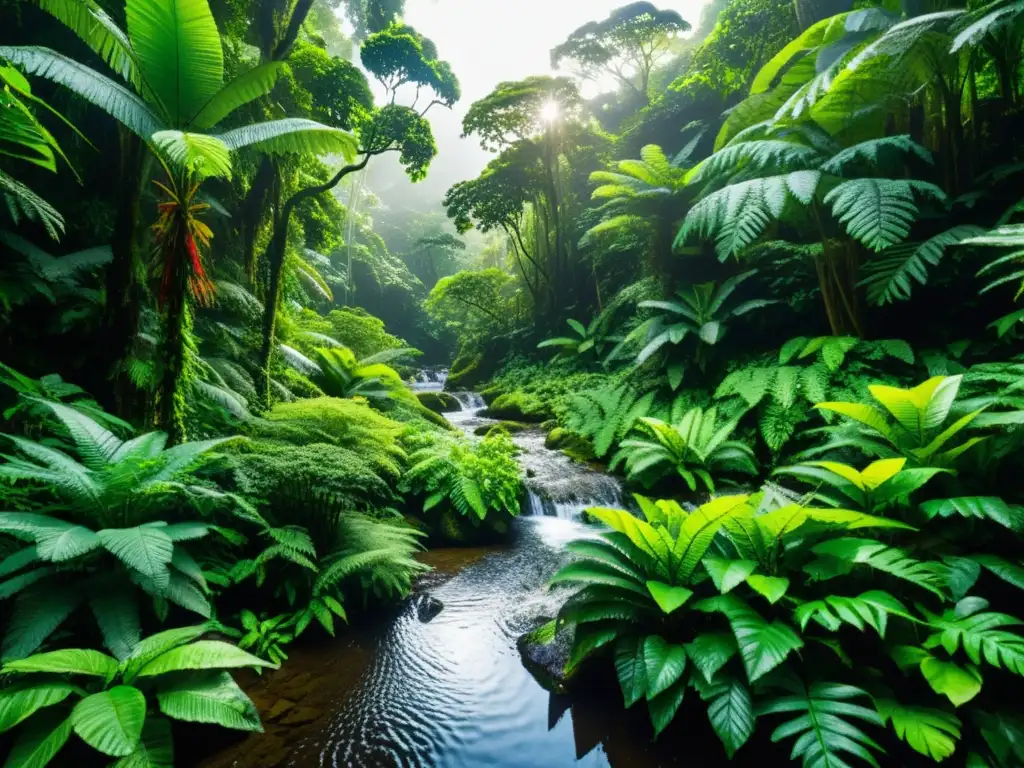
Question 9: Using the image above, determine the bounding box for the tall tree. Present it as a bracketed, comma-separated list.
[551, 2, 690, 105]
[462, 76, 582, 308]
[254, 21, 459, 406]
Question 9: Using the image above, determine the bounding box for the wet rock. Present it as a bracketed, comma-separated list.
[517, 616, 576, 693]
[413, 593, 444, 623]
[264, 698, 296, 723]
[479, 385, 504, 405]
[416, 391, 461, 414]
[526, 468, 536, 478]
[544, 428, 595, 462]
[483, 392, 551, 423]
[279, 705, 321, 726]
[473, 420, 533, 436]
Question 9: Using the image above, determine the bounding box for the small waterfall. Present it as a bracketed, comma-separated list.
[524, 490, 620, 521]
[451, 391, 486, 411]
[409, 368, 449, 392]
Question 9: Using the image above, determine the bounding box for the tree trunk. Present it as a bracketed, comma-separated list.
[542, 126, 565, 309]
[104, 128, 146, 420]
[817, 240, 862, 337]
[159, 283, 189, 444]
[240, 157, 277, 291]
[256, 156, 371, 407]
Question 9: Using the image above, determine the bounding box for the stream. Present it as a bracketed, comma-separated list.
[202, 387, 687, 768]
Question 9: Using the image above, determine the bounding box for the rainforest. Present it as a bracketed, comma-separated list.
[0, 0, 1022, 764]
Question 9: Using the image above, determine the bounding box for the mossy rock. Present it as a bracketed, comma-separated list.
[479, 385, 505, 405]
[416, 391, 461, 414]
[545, 427, 595, 462]
[484, 392, 551, 423]
[473, 421, 533, 437]
[448, 353, 483, 388]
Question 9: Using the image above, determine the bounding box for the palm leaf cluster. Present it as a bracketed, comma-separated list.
[612, 407, 757, 491]
[0, 623, 272, 765]
[0, 399, 237, 660]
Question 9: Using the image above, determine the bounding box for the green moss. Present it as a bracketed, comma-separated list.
[245, 397, 408, 480]
[474, 421, 533, 436]
[416, 391, 461, 414]
[545, 427, 596, 462]
[448, 352, 483, 388]
[479, 385, 505, 405]
[279, 367, 325, 399]
[231, 441, 397, 510]
[485, 392, 551, 423]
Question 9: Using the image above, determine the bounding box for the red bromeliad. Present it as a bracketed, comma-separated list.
[151, 175, 216, 308]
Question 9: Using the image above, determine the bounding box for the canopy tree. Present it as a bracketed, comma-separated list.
[408, 232, 467, 288]
[551, 2, 691, 105]
[462, 76, 582, 305]
[444, 141, 550, 308]
[254, 21, 459, 406]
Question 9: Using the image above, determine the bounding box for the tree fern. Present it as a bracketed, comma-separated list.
[677, 171, 821, 259]
[824, 178, 947, 252]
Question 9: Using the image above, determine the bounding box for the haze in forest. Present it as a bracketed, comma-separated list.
[354, 0, 707, 224]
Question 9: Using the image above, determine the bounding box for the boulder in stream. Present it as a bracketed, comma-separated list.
[473, 420, 533, 436]
[413, 593, 444, 623]
[517, 616, 576, 693]
[483, 392, 551, 423]
[416, 391, 461, 414]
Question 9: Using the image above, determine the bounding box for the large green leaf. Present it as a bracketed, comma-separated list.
[794, 590, 910, 638]
[91, 591, 142, 661]
[216, 119, 358, 161]
[111, 717, 174, 768]
[134, 640, 273, 677]
[684, 632, 738, 684]
[645, 581, 693, 614]
[31, 398, 122, 470]
[704, 596, 803, 683]
[71, 686, 146, 757]
[698, 673, 754, 758]
[3, 709, 72, 768]
[646, 676, 686, 737]
[704, 557, 757, 593]
[120, 625, 209, 682]
[0, 681, 75, 733]
[191, 61, 287, 130]
[0, 46, 164, 140]
[151, 130, 232, 178]
[642, 636, 688, 699]
[760, 681, 884, 767]
[925, 608, 1024, 676]
[34, 525, 101, 562]
[615, 636, 648, 707]
[155, 671, 262, 731]
[549, 562, 649, 597]
[34, 0, 138, 85]
[876, 698, 961, 761]
[920, 657, 983, 707]
[2, 586, 82, 661]
[808, 538, 945, 597]
[125, 0, 223, 125]
[97, 527, 174, 588]
[4, 649, 118, 681]
[920, 497, 1024, 531]
[674, 495, 753, 582]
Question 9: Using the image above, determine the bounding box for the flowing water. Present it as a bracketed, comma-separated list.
[202, 390, 686, 768]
